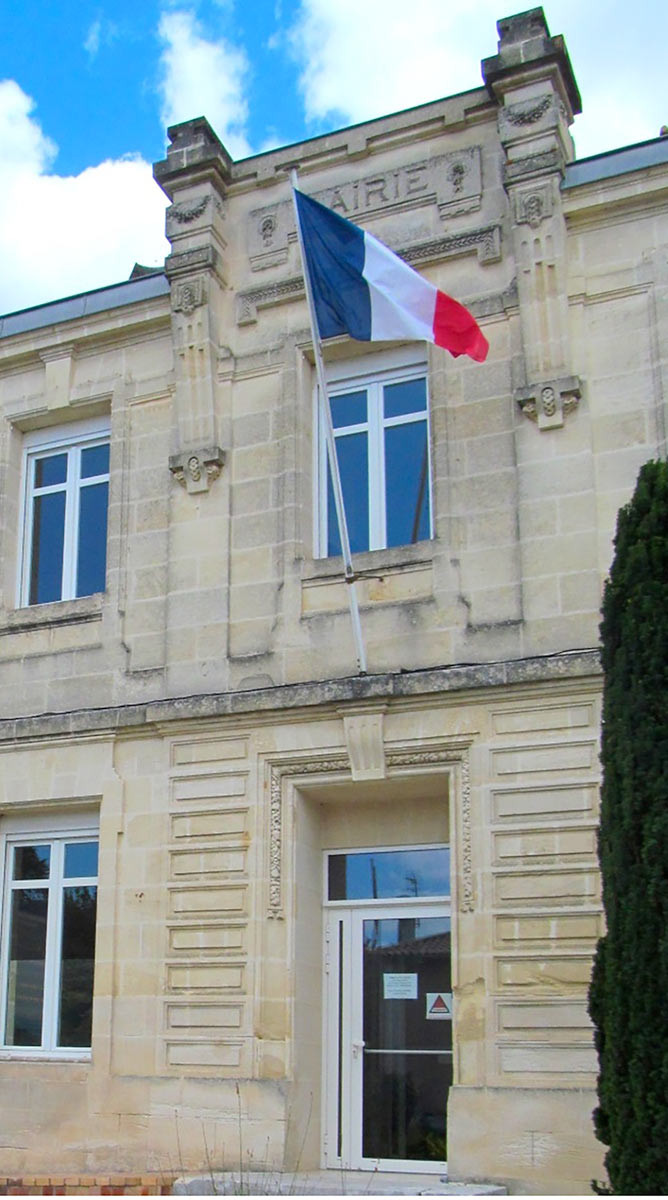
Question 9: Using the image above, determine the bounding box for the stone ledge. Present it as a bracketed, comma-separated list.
[0, 649, 601, 744]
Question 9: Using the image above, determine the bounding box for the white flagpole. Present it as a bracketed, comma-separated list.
[290, 168, 367, 675]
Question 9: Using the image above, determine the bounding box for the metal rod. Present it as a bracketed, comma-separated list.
[290, 168, 367, 674]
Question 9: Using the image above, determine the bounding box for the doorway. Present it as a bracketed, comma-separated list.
[323, 846, 452, 1172]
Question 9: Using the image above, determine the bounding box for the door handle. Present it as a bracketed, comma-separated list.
[352, 1039, 365, 1058]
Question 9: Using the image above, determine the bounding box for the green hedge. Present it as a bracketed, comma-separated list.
[589, 460, 668, 1193]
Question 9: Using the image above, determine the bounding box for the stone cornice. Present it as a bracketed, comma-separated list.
[0, 649, 602, 744]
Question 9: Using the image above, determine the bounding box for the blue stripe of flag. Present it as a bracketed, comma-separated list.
[294, 190, 372, 341]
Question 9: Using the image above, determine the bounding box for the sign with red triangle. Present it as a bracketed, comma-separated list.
[426, 991, 453, 1019]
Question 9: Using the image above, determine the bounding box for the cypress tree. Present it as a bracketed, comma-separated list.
[588, 459, 668, 1193]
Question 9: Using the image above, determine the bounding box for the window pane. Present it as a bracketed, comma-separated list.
[385, 421, 430, 547]
[34, 453, 67, 487]
[330, 390, 366, 429]
[57, 885, 97, 1048]
[328, 848, 450, 900]
[5, 888, 48, 1046]
[384, 377, 427, 419]
[76, 481, 108, 597]
[327, 432, 369, 555]
[29, 491, 66, 604]
[64, 841, 98, 879]
[13, 845, 50, 880]
[80, 444, 109, 479]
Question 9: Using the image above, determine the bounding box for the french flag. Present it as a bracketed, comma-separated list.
[294, 188, 488, 363]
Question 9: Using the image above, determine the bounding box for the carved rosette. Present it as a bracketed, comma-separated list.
[515, 376, 582, 429]
[266, 743, 474, 918]
[169, 445, 225, 493]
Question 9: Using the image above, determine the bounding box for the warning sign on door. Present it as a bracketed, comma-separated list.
[426, 991, 453, 1019]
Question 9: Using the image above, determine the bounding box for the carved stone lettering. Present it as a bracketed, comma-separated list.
[247, 150, 483, 270]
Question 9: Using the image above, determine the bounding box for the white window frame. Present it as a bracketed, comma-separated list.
[0, 811, 99, 1059]
[17, 415, 110, 607]
[314, 349, 433, 559]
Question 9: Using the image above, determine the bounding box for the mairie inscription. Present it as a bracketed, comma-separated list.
[248, 149, 482, 271]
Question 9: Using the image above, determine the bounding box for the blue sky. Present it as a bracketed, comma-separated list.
[0, 0, 666, 313]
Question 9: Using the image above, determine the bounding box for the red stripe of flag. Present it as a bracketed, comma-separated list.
[433, 289, 489, 362]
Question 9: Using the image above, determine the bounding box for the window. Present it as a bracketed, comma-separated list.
[316, 356, 432, 558]
[19, 417, 110, 606]
[0, 823, 98, 1054]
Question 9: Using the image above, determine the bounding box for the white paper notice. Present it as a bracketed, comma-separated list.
[383, 973, 418, 1000]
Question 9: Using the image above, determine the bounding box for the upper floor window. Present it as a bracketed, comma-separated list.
[0, 821, 98, 1054]
[316, 355, 432, 558]
[19, 417, 110, 606]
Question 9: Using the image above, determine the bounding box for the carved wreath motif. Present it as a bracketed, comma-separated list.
[506, 95, 552, 126]
[168, 195, 210, 225]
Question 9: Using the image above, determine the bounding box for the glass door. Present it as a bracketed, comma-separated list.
[356, 912, 452, 1167]
[323, 845, 451, 1173]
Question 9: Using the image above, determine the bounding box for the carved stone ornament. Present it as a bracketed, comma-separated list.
[515, 376, 582, 430]
[514, 182, 553, 229]
[505, 95, 552, 127]
[169, 445, 225, 493]
[167, 195, 210, 228]
[246, 150, 484, 271]
[172, 276, 206, 315]
[266, 743, 474, 919]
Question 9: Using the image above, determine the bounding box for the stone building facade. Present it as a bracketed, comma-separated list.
[0, 7, 666, 1194]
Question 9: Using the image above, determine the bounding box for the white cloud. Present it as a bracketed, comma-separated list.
[0, 81, 168, 314]
[157, 9, 251, 159]
[83, 16, 119, 61]
[84, 19, 102, 59]
[289, 0, 499, 127]
[288, 0, 668, 157]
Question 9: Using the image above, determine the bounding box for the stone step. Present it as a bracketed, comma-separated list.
[173, 1170, 507, 1196]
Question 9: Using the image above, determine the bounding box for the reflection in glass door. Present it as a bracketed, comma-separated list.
[323, 846, 451, 1173]
[360, 915, 452, 1164]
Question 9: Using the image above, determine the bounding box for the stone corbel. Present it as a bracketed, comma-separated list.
[343, 712, 386, 781]
[515, 376, 582, 430]
[169, 446, 225, 493]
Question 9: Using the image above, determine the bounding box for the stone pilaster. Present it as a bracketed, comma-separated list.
[153, 118, 230, 457]
[153, 119, 232, 693]
[483, 8, 582, 427]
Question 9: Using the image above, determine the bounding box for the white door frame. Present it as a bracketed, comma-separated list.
[322, 895, 451, 1173]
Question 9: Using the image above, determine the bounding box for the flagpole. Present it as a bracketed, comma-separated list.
[290, 168, 367, 675]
